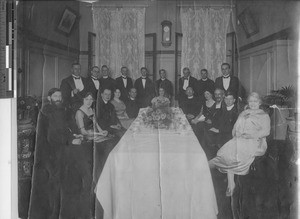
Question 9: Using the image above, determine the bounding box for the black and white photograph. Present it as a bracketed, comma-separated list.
[1, 0, 299, 218]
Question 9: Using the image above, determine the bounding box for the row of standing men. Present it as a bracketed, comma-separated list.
[59, 62, 244, 112]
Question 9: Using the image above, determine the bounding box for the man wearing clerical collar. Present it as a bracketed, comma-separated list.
[181, 87, 203, 122]
[134, 67, 155, 108]
[96, 88, 124, 137]
[60, 62, 87, 112]
[155, 69, 173, 100]
[206, 91, 238, 149]
[178, 67, 198, 107]
[125, 87, 140, 119]
[99, 65, 116, 93]
[198, 68, 215, 100]
[115, 66, 133, 102]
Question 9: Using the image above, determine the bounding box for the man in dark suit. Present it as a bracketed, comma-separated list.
[115, 66, 133, 102]
[198, 68, 215, 99]
[85, 66, 100, 100]
[181, 87, 203, 122]
[178, 67, 198, 107]
[96, 88, 125, 137]
[125, 87, 140, 119]
[134, 67, 156, 108]
[60, 62, 87, 112]
[99, 65, 116, 94]
[155, 69, 173, 100]
[215, 63, 244, 100]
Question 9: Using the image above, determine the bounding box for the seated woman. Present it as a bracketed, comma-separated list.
[151, 87, 170, 108]
[62, 92, 109, 218]
[191, 89, 215, 124]
[75, 92, 108, 140]
[209, 92, 270, 197]
[110, 88, 134, 129]
[191, 89, 215, 147]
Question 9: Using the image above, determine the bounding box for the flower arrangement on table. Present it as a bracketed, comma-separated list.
[141, 106, 173, 129]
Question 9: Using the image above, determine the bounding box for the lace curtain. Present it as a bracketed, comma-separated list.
[181, 8, 231, 80]
[92, 7, 145, 79]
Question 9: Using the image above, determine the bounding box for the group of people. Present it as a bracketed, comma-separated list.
[28, 61, 270, 218]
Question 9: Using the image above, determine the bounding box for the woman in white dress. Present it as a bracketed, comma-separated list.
[209, 92, 270, 196]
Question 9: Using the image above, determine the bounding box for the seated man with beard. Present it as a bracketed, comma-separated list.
[29, 88, 78, 219]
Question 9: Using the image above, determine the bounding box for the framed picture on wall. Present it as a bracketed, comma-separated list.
[238, 8, 259, 38]
[56, 7, 79, 36]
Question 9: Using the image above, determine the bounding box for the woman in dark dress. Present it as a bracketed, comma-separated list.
[191, 89, 215, 145]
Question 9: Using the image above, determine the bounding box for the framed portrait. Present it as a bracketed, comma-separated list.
[238, 8, 259, 38]
[56, 7, 79, 36]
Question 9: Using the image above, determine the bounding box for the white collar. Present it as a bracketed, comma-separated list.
[91, 76, 98, 80]
[201, 78, 208, 81]
[102, 99, 108, 104]
[187, 96, 194, 99]
[226, 105, 234, 110]
[130, 97, 135, 100]
[161, 78, 166, 81]
[216, 102, 222, 108]
[103, 76, 108, 79]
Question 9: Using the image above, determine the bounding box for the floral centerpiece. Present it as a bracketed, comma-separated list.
[141, 106, 173, 129]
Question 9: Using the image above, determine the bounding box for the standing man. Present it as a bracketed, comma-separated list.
[115, 66, 133, 102]
[198, 69, 215, 99]
[178, 67, 198, 107]
[29, 88, 75, 219]
[215, 63, 244, 100]
[134, 67, 156, 108]
[85, 66, 101, 100]
[99, 65, 116, 94]
[60, 62, 87, 112]
[155, 69, 173, 100]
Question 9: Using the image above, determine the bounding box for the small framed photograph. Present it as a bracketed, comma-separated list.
[57, 7, 79, 36]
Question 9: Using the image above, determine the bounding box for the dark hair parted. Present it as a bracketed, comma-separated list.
[48, 88, 61, 97]
[221, 63, 230, 68]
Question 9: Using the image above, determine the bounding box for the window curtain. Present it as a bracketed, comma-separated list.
[92, 7, 145, 79]
[180, 8, 231, 80]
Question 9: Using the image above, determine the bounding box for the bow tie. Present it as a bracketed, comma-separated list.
[184, 77, 188, 80]
[122, 76, 127, 79]
[73, 76, 80, 80]
[142, 78, 146, 80]
[223, 75, 230, 79]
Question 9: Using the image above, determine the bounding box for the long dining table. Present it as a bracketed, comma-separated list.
[95, 107, 218, 219]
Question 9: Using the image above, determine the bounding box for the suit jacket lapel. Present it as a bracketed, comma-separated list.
[67, 76, 76, 90]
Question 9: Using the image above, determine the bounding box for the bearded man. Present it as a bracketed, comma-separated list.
[28, 88, 76, 219]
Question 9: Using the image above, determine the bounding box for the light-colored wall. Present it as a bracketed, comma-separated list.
[235, 0, 300, 47]
[235, 0, 299, 95]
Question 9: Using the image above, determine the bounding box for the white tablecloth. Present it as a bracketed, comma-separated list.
[95, 108, 218, 219]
